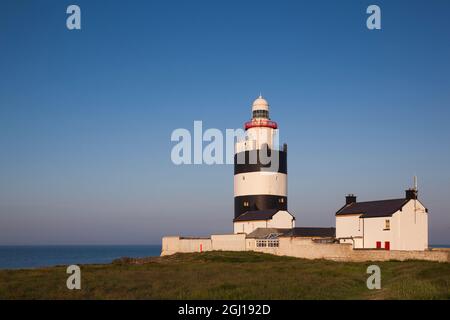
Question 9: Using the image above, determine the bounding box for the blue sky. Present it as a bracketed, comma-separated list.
[1, 0, 449, 244]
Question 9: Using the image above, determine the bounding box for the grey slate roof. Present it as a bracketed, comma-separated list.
[246, 227, 336, 239]
[280, 227, 336, 238]
[246, 228, 291, 239]
[336, 198, 409, 218]
[233, 209, 280, 222]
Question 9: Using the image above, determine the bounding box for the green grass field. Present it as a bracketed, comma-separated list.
[0, 251, 449, 299]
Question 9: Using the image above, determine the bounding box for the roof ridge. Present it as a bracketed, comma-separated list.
[353, 198, 407, 204]
[294, 226, 336, 229]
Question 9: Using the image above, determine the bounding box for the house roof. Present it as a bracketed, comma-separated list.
[246, 227, 336, 239]
[246, 228, 291, 239]
[280, 227, 336, 238]
[336, 198, 409, 218]
[233, 209, 279, 222]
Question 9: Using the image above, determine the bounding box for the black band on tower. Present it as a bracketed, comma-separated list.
[234, 195, 287, 218]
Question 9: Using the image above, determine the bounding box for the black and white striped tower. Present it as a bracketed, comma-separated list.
[234, 95, 287, 218]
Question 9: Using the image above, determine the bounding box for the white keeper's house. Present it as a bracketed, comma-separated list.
[335, 187, 428, 251]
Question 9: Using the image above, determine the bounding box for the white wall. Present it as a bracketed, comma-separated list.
[336, 200, 428, 251]
[161, 235, 449, 262]
[268, 210, 295, 228]
[336, 214, 364, 248]
[234, 220, 268, 234]
[362, 217, 394, 249]
[211, 234, 246, 251]
[234, 172, 287, 197]
[235, 127, 277, 152]
[161, 236, 212, 255]
[395, 200, 428, 250]
[233, 210, 294, 234]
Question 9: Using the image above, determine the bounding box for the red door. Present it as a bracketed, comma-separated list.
[376, 241, 382, 249]
[200, 244, 203, 252]
[385, 242, 390, 250]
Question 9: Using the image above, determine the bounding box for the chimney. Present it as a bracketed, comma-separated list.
[405, 188, 418, 200]
[345, 194, 357, 205]
[405, 176, 419, 200]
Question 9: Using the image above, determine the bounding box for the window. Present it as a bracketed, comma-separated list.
[252, 110, 269, 119]
[278, 198, 284, 204]
[256, 240, 279, 248]
[384, 219, 390, 230]
[256, 240, 267, 247]
[243, 201, 249, 207]
[268, 240, 279, 247]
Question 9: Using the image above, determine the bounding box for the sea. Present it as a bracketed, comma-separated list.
[0, 244, 448, 270]
[0, 245, 162, 270]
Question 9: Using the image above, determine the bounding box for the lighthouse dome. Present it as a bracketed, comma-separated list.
[252, 95, 269, 111]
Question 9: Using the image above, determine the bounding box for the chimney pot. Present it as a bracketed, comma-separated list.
[405, 188, 418, 200]
[346, 194, 357, 205]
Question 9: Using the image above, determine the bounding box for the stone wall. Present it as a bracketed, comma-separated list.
[349, 248, 450, 262]
[161, 235, 450, 262]
[252, 237, 449, 262]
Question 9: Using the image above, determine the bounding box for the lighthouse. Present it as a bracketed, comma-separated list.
[233, 96, 294, 234]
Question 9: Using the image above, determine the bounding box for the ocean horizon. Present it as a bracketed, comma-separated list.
[0, 245, 162, 270]
[0, 244, 449, 270]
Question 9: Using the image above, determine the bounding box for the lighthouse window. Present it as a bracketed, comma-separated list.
[278, 198, 284, 204]
[243, 201, 249, 207]
[385, 220, 390, 230]
[253, 110, 269, 118]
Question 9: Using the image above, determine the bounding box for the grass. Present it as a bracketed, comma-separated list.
[0, 251, 449, 299]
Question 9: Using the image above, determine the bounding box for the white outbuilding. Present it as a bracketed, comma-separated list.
[335, 188, 428, 251]
[233, 209, 295, 235]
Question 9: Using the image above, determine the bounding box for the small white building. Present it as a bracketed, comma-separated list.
[335, 188, 428, 251]
[233, 209, 295, 235]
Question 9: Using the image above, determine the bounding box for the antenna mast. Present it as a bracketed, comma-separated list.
[413, 175, 418, 223]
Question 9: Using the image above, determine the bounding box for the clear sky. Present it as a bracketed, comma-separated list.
[1, 0, 449, 245]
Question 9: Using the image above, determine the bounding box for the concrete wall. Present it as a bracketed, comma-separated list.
[211, 234, 246, 251]
[161, 236, 212, 256]
[251, 237, 355, 261]
[161, 235, 449, 263]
